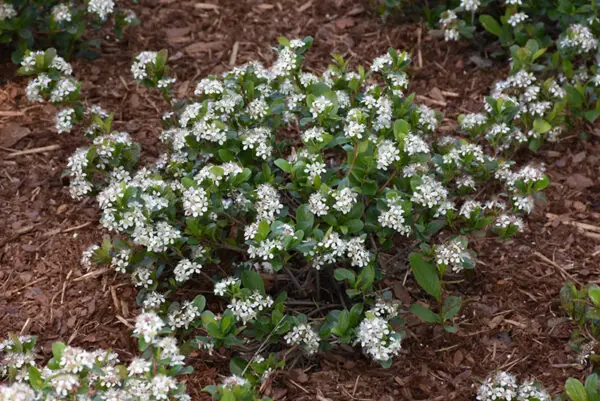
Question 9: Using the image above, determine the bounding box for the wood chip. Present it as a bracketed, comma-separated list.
[6, 144, 60, 159]
[296, 0, 313, 12]
[229, 41, 239, 66]
[194, 2, 219, 10]
[185, 41, 226, 54]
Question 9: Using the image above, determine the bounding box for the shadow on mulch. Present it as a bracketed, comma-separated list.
[1, 0, 599, 400]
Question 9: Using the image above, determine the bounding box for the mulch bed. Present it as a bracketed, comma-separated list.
[1, 0, 599, 400]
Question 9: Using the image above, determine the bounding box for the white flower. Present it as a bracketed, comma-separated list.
[143, 292, 166, 310]
[284, 324, 319, 354]
[344, 120, 366, 140]
[255, 184, 283, 222]
[25, 74, 51, 102]
[222, 375, 249, 388]
[332, 187, 357, 214]
[131, 51, 157, 81]
[418, 105, 438, 131]
[411, 175, 448, 209]
[228, 292, 274, 323]
[305, 160, 326, 182]
[378, 204, 411, 236]
[517, 381, 551, 401]
[559, 24, 598, 54]
[0, 2, 17, 21]
[508, 12, 528, 27]
[302, 127, 325, 143]
[376, 139, 400, 170]
[513, 195, 534, 214]
[174, 259, 202, 283]
[80, 244, 99, 270]
[356, 316, 401, 362]
[459, 200, 483, 218]
[214, 277, 239, 296]
[371, 53, 393, 72]
[134, 312, 165, 343]
[87, 0, 115, 20]
[311, 96, 333, 118]
[346, 237, 371, 267]
[435, 239, 467, 273]
[128, 358, 151, 376]
[241, 127, 272, 159]
[460, 0, 480, 11]
[56, 108, 75, 134]
[476, 371, 518, 401]
[52, 4, 72, 23]
[495, 214, 524, 232]
[157, 77, 176, 89]
[194, 78, 224, 96]
[404, 134, 430, 155]
[182, 187, 208, 217]
[248, 97, 270, 120]
[460, 113, 487, 130]
[444, 28, 460, 41]
[50, 78, 78, 103]
[308, 192, 329, 216]
[150, 374, 177, 400]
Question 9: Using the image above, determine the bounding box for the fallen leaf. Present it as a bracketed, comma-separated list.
[567, 173, 594, 190]
[0, 122, 31, 147]
[195, 2, 219, 10]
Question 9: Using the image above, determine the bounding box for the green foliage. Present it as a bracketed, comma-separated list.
[560, 282, 600, 364]
[0, 0, 139, 63]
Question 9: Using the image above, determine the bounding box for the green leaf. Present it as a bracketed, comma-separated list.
[479, 15, 502, 37]
[588, 286, 600, 307]
[28, 366, 43, 390]
[229, 357, 248, 377]
[296, 204, 314, 234]
[410, 303, 441, 323]
[409, 253, 441, 301]
[274, 158, 292, 173]
[52, 342, 66, 362]
[565, 378, 588, 401]
[584, 109, 600, 123]
[192, 295, 207, 312]
[255, 220, 270, 242]
[345, 219, 364, 233]
[442, 296, 462, 321]
[242, 270, 265, 295]
[533, 119, 552, 134]
[334, 268, 356, 284]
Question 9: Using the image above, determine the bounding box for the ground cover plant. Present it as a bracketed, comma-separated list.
[2, 0, 600, 399]
[380, 0, 600, 134]
[13, 35, 554, 397]
[0, 0, 138, 63]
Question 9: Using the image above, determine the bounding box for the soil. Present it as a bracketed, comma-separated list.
[1, 0, 599, 400]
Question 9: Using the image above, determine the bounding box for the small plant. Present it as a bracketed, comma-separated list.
[476, 371, 551, 401]
[560, 282, 600, 364]
[0, 311, 190, 400]
[0, 0, 139, 63]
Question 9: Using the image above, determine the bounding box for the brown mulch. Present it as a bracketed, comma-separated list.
[1, 0, 599, 400]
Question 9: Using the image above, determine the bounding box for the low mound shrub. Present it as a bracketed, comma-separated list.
[20, 38, 550, 396]
[0, 0, 138, 62]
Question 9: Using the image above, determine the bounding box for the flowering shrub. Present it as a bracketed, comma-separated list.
[438, 0, 600, 127]
[0, 311, 190, 400]
[22, 38, 548, 383]
[560, 282, 600, 365]
[476, 371, 550, 401]
[0, 0, 138, 63]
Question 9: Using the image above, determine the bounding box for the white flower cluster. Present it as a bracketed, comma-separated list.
[87, 0, 115, 21]
[332, 187, 358, 214]
[52, 4, 72, 23]
[284, 323, 320, 355]
[0, 2, 16, 21]
[228, 291, 274, 323]
[311, 231, 371, 269]
[435, 239, 467, 273]
[378, 198, 411, 236]
[356, 315, 402, 362]
[559, 24, 598, 54]
[131, 51, 158, 81]
[477, 371, 550, 401]
[55, 108, 75, 133]
[0, 332, 188, 401]
[174, 258, 202, 283]
[214, 277, 240, 296]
